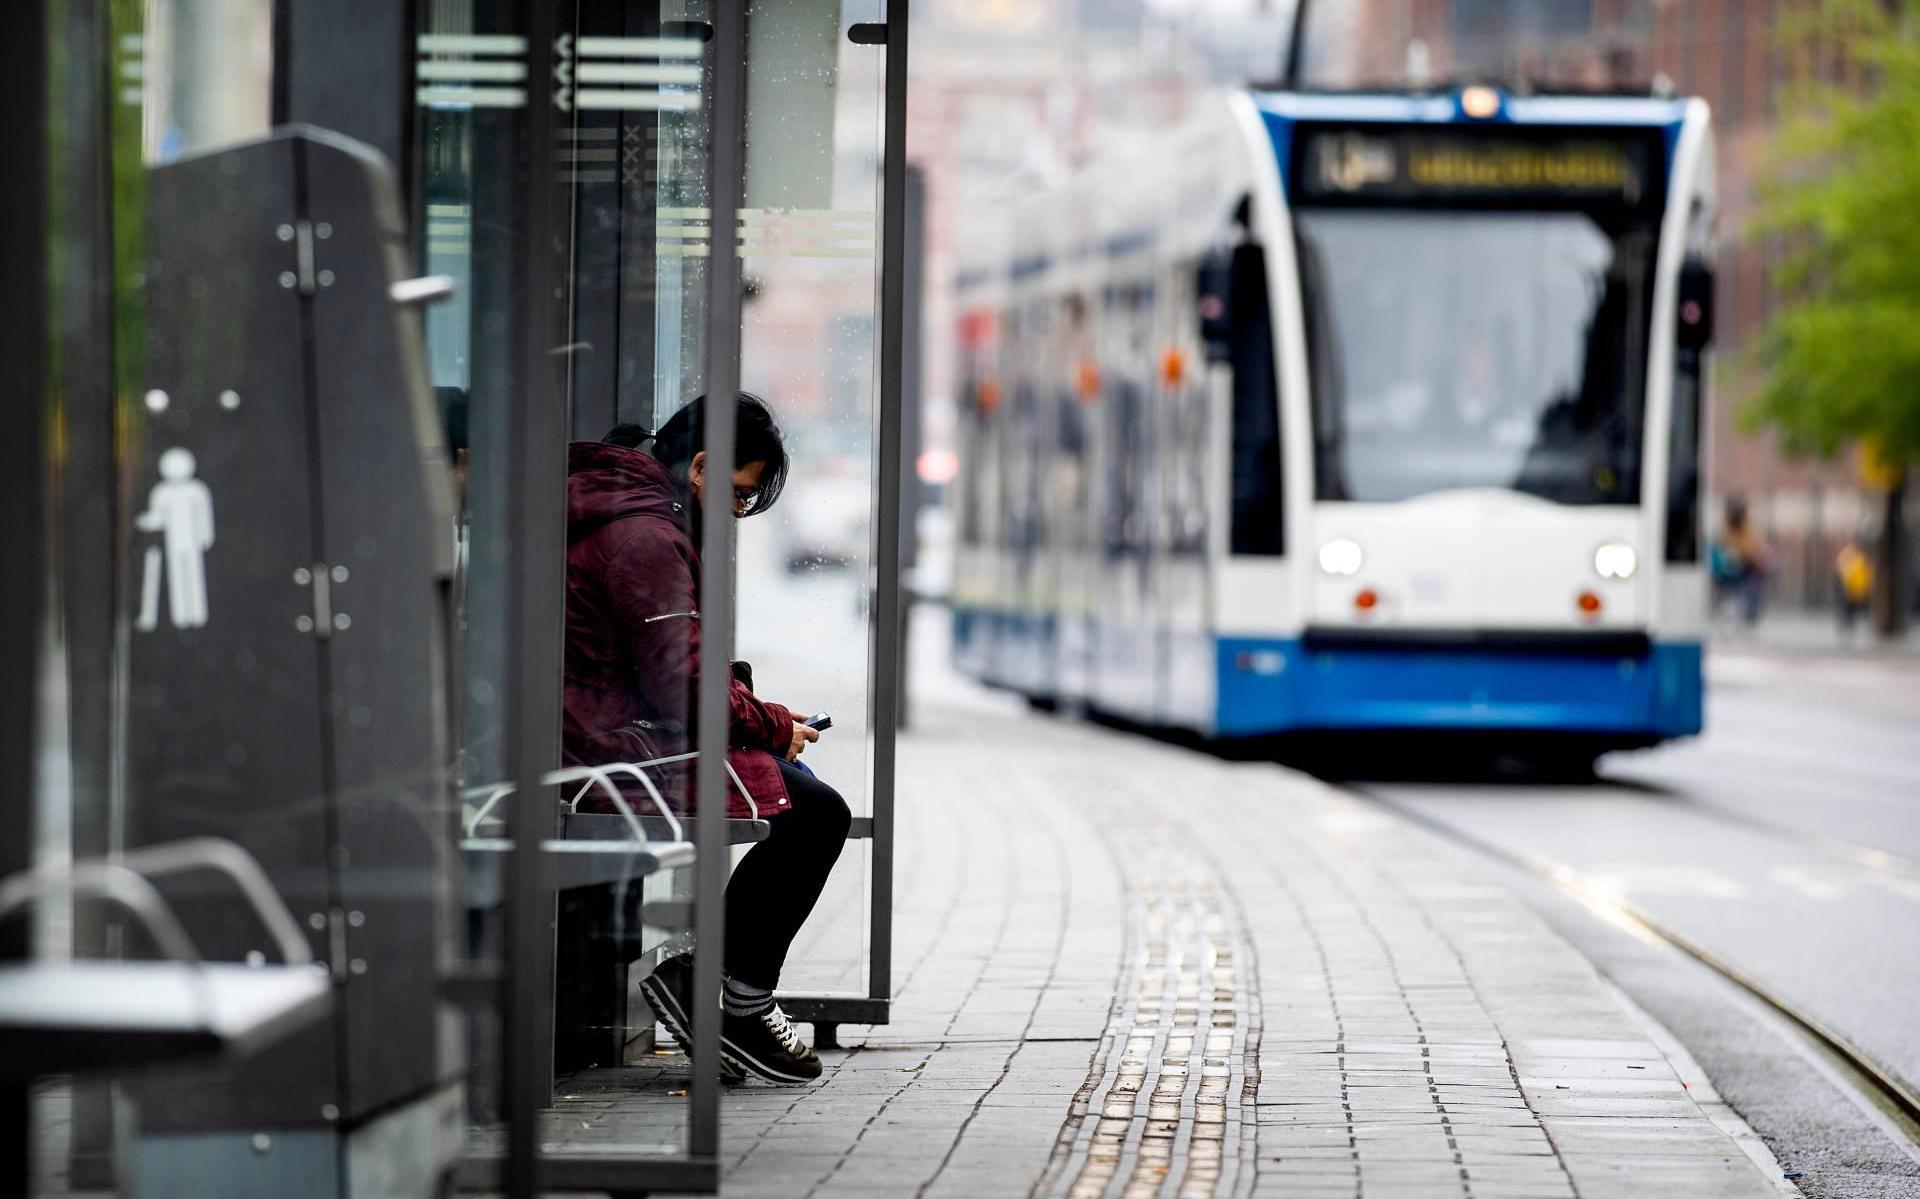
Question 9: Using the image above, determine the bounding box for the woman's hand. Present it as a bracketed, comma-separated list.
[787, 720, 820, 761]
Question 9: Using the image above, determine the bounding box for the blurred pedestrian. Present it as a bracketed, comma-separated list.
[1710, 495, 1769, 625]
[1835, 533, 1874, 640]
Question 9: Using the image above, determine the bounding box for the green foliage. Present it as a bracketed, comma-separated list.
[1746, 0, 1920, 465]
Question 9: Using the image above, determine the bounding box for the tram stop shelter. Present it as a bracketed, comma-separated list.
[4, 1, 912, 1196]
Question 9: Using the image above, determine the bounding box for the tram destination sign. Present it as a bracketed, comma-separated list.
[1292, 124, 1663, 212]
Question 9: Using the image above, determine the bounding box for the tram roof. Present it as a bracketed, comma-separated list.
[1251, 89, 1695, 128]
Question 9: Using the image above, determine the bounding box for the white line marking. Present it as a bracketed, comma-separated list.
[1769, 864, 1846, 902]
[416, 33, 526, 54]
[417, 60, 526, 82]
[416, 86, 527, 108]
[577, 63, 702, 85]
[576, 89, 699, 112]
[576, 36, 703, 59]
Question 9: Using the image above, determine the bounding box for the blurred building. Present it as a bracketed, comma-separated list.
[907, 0, 1213, 460]
[1642, 0, 1904, 612]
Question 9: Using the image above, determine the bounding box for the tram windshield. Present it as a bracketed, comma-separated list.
[1296, 208, 1657, 505]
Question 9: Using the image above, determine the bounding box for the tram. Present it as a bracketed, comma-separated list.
[949, 85, 1717, 755]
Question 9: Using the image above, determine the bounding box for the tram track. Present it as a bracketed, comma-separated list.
[1343, 781, 1920, 1162]
[1596, 770, 1920, 883]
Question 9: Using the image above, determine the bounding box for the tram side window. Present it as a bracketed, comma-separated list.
[1665, 348, 1702, 562]
[1667, 257, 1713, 562]
[1202, 240, 1285, 557]
[1055, 292, 1093, 552]
[1103, 282, 1153, 559]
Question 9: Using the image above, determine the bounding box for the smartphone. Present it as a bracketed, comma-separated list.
[804, 711, 833, 732]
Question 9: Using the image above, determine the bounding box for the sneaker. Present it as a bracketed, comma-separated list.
[638, 954, 745, 1083]
[720, 1004, 822, 1084]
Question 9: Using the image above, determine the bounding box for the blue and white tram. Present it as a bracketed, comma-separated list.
[949, 86, 1716, 752]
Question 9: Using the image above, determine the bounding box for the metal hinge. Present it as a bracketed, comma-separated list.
[326, 907, 348, 980]
[276, 219, 337, 295]
[293, 562, 350, 638]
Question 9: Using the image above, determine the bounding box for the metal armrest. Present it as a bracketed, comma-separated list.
[114, 837, 313, 966]
[543, 764, 684, 843]
[0, 863, 201, 965]
[0, 837, 311, 969]
[589, 751, 763, 821]
[463, 751, 768, 844]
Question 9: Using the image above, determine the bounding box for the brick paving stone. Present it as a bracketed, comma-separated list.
[476, 696, 1789, 1198]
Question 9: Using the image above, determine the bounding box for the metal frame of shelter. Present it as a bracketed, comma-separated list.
[10, 1, 908, 1195]
[414, 1, 911, 1193]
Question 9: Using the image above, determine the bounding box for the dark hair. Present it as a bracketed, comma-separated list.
[609, 393, 789, 517]
[603, 422, 652, 450]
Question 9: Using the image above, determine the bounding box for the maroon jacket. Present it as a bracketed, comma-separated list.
[562, 441, 793, 818]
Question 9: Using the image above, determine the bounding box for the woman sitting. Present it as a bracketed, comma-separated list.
[562, 393, 850, 1083]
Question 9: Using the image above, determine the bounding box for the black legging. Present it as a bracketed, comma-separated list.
[723, 758, 852, 989]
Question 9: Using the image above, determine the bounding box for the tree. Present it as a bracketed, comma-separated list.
[1748, 0, 1919, 634]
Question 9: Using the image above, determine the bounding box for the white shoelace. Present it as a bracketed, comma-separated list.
[761, 1004, 806, 1055]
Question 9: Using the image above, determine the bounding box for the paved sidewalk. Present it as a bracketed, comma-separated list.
[1713, 607, 1919, 659]
[525, 684, 1792, 1198]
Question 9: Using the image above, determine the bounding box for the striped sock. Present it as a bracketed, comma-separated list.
[722, 975, 773, 1017]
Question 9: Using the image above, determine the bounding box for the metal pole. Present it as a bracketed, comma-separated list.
[55, 0, 128, 1181]
[866, 0, 909, 1014]
[0, 1, 50, 1191]
[691, 0, 748, 1165]
[895, 164, 925, 733]
[503, 0, 564, 1194]
[1283, 0, 1311, 87]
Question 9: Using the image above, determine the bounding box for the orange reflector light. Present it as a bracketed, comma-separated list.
[1160, 347, 1186, 387]
[974, 378, 1001, 414]
[1077, 360, 1101, 401]
[1577, 590, 1603, 616]
[1354, 588, 1379, 612]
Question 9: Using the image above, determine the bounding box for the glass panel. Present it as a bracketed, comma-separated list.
[1295, 210, 1655, 505]
[36, 0, 294, 1191]
[1666, 347, 1703, 563]
[1220, 242, 1284, 556]
[138, 0, 274, 161]
[419, 0, 717, 1164]
[732, 0, 885, 1000]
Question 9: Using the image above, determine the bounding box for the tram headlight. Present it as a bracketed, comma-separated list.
[1594, 543, 1637, 580]
[1319, 538, 1364, 576]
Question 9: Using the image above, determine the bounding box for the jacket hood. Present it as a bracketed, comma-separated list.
[566, 441, 687, 537]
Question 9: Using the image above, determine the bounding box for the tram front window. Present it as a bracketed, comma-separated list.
[1296, 209, 1655, 506]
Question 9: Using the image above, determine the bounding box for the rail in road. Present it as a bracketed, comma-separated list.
[1351, 782, 1920, 1143]
[1341, 644, 1920, 1175]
